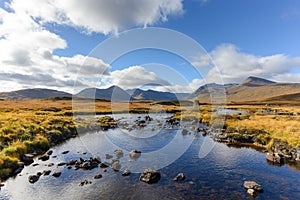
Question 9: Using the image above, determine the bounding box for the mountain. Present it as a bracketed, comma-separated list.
[240, 76, 275, 87]
[195, 76, 300, 104]
[0, 88, 72, 100]
[194, 83, 237, 96]
[76, 86, 131, 101]
[127, 88, 192, 101]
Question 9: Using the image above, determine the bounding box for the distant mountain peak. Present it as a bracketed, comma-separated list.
[241, 76, 275, 87]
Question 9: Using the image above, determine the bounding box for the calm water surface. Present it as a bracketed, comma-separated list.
[1, 114, 300, 200]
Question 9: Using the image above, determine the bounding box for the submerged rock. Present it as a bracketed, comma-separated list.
[243, 181, 263, 192]
[105, 154, 113, 159]
[94, 174, 103, 179]
[112, 161, 121, 172]
[114, 149, 124, 159]
[139, 169, 161, 184]
[46, 150, 53, 155]
[173, 173, 185, 181]
[43, 170, 51, 176]
[61, 150, 70, 154]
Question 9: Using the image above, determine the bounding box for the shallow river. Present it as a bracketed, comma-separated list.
[1, 114, 300, 200]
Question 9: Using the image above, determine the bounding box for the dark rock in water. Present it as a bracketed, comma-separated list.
[38, 154, 49, 161]
[94, 174, 103, 179]
[21, 154, 34, 165]
[145, 115, 152, 121]
[32, 163, 39, 167]
[52, 172, 61, 178]
[243, 181, 263, 192]
[57, 162, 66, 166]
[0, 183, 4, 188]
[61, 150, 69, 154]
[266, 153, 284, 165]
[48, 163, 54, 167]
[100, 162, 110, 168]
[28, 175, 40, 184]
[46, 150, 53, 155]
[43, 170, 51, 176]
[112, 161, 121, 171]
[79, 180, 92, 186]
[130, 149, 141, 160]
[67, 160, 76, 166]
[114, 149, 124, 159]
[122, 169, 131, 176]
[105, 154, 113, 159]
[52, 156, 57, 158]
[173, 173, 185, 181]
[67, 166, 72, 169]
[139, 169, 161, 184]
[36, 172, 42, 176]
[13, 162, 24, 175]
[82, 152, 87, 155]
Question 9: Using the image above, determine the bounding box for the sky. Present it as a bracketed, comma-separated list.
[0, 0, 300, 93]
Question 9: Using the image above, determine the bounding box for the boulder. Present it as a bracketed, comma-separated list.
[46, 150, 53, 155]
[38, 154, 49, 161]
[61, 150, 69, 154]
[139, 169, 161, 184]
[52, 172, 61, 178]
[247, 189, 256, 197]
[112, 161, 121, 171]
[122, 169, 131, 176]
[57, 162, 66, 166]
[79, 179, 92, 186]
[21, 154, 34, 165]
[243, 181, 263, 192]
[130, 149, 141, 160]
[94, 174, 103, 179]
[43, 170, 51, 176]
[28, 175, 40, 184]
[173, 173, 185, 181]
[114, 150, 124, 159]
[266, 153, 284, 165]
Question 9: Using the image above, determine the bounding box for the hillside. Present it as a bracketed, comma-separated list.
[76, 86, 131, 101]
[0, 88, 71, 100]
[196, 76, 300, 104]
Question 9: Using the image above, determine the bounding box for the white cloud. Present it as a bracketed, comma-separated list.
[10, 0, 184, 34]
[205, 44, 300, 84]
[106, 66, 170, 88]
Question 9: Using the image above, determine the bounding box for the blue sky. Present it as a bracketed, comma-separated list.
[0, 0, 300, 93]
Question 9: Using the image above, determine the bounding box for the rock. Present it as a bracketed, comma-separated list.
[243, 181, 263, 192]
[122, 169, 131, 176]
[67, 166, 72, 169]
[57, 162, 66, 166]
[82, 152, 87, 155]
[130, 149, 141, 160]
[61, 150, 69, 154]
[66, 160, 76, 166]
[114, 149, 124, 158]
[100, 162, 110, 168]
[0, 183, 4, 188]
[79, 180, 92, 186]
[46, 150, 53, 155]
[52, 172, 61, 178]
[43, 170, 51, 176]
[173, 173, 185, 181]
[112, 161, 121, 171]
[94, 174, 103, 179]
[181, 129, 189, 135]
[32, 163, 39, 167]
[105, 154, 113, 159]
[38, 154, 50, 161]
[37, 172, 42, 176]
[188, 181, 194, 185]
[48, 163, 54, 167]
[247, 189, 256, 196]
[21, 154, 34, 165]
[52, 156, 57, 158]
[28, 175, 40, 184]
[139, 169, 161, 184]
[266, 153, 284, 165]
[13, 162, 24, 175]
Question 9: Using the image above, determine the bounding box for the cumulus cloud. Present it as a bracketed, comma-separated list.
[10, 0, 184, 34]
[106, 66, 170, 88]
[205, 44, 300, 84]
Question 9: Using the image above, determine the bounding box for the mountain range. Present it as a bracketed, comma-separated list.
[1, 76, 300, 104]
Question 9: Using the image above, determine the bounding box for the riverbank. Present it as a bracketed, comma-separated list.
[173, 105, 300, 164]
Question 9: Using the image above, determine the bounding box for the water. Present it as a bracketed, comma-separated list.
[1, 114, 300, 200]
